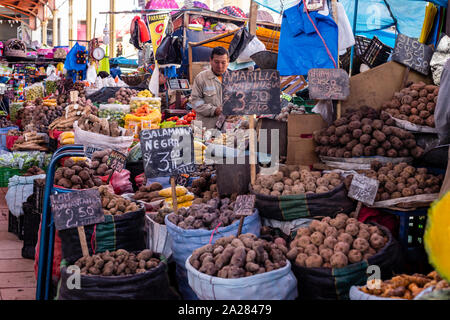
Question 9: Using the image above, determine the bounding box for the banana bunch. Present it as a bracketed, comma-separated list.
[137, 89, 153, 98]
[194, 140, 206, 164]
[60, 131, 75, 145]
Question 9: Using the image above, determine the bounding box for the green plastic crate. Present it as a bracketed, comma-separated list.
[292, 97, 316, 113]
[0, 167, 25, 187]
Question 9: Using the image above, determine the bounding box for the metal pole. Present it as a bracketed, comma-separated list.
[349, 0, 359, 75]
[110, 0, 116, 58]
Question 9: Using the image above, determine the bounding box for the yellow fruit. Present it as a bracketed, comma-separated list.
[424, 192, 450, 282]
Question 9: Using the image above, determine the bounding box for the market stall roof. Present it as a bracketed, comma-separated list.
[191, 26, 279, 52]
[0, 0, 55, 30]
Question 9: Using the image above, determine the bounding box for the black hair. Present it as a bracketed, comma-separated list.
[210, 46, 229, 59]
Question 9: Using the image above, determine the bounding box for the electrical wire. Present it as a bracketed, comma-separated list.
[300, 0, 337, 68]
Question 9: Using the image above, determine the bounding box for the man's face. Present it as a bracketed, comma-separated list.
[210, 54, 229, 76]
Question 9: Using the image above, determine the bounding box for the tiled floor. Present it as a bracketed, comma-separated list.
[0, 189, 36, 300]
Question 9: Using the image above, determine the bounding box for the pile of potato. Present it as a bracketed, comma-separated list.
[49, 100, 97, 131]
[188, 170, 218, 203]
[382, 82, 439, 127]
[167, 197, 239, 230]
[189, 233, 288, 278]
[54, 158, 104, 189]
[287, 214, 388, 269]
[23, 166, 45, 176]
[152, 207, 173, 224]
[314, 106, 424, 158]
[359, 161, 443, 201]
[0, 116, 14, 128]
[107, 87, 139, 105]
[89, 149, 114, 177]
[360, 271, 449, 299]
[12, 131, 48, 152]
[275, 102, 306, 122]
[96, 185, 141, 215]
[73, 249, 161, 276]
[133, 182, 165, 203]
[29, 103, 64, 133]
[77, 114, 132, 137]
[252, 166, 343, 196]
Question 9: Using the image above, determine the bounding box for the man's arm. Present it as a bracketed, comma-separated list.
[190, 77, 218, 117]
[435, 59, 450, 145]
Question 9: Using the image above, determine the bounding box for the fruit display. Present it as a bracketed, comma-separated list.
[287, 214, 388, 269]
[45, 80, 58, 95]
[314, 106, 424, 158]
[359, 271, 449, 299]
[96, 185, 141, 215]
[12, 131, 48, 151]
[24, 83, 44, 101]
[133, 182, 165, 203]
[252, 166, 343, 196]
[357, 161, 444, 201]
[137, 89, 153, 98]
[188, 234, 288, 278]
[72, 249, 161, 276]
[275, 101, 307, 122]
[76, 114, 133, 137]
[98, 107, 127, 127]
[167, 197, 240, 230]
[89, 149, 114, 177]
[382, 82, 438, 127]
[107, 87, 139, 105]
[130, 97, 161, 113]
[54, 158, 104, 189]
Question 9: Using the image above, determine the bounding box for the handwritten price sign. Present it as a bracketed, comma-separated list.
[308, 68, 350, 100]
[348, 174, 379, 206]
[392, 34, 434, 76]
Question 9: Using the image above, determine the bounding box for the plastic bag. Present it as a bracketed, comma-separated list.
[86, 63, 98, 84]
[6, 174, 46, 217]
[236, 36, 266, 64]
[24, 82, 44, 101]
[73, 120, 134, 155]
[312, 100, 334, 125]
[108, 169, 134, 195]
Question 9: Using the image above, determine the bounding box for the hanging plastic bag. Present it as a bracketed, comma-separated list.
[86, 62, 97, 84]
[228, 28, 254, 63]
[155, 35, 183, 65]
[236, 36, 266, 64]
[98, 47, 110, 74]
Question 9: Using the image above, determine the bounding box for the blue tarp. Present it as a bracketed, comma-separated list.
[254, 0, 447, 39]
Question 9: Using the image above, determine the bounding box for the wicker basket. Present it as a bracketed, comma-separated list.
[121, 74, 150, 87]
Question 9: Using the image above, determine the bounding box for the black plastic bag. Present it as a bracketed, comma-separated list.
[229, 28, 254, 63]
[58, 209, 146, 263]
[155, 35, 183, 65]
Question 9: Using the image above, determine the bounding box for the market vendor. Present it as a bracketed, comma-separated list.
[190, 46, 229, 129]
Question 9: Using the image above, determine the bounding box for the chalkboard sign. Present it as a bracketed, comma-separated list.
[348, 174, 379, 206]
[84, 145, 103, 159]
[50, 189, 104, 231]
[234, 195, 256, 216]
[106, 150, 127, 173]
[308, 68, 350, 100]
[392, 34, 434, 76]
[140, 127, 195, 178]
[222, 70, 281, 115]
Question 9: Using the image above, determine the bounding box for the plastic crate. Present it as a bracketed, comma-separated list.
[361, 36, 393, 68]
[8, 211, 24, 240]
[355, 35, 372, 57]
[22, 201, 41, 259]
[291, 97, 316, 113]
[0, 167, 25, 188]
[33, 178, 46, 214]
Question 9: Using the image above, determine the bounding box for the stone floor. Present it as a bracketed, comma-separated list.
[0, 188, 36, 300]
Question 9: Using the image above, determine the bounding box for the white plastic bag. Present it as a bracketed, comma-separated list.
[145, 214, 173, 258]
[6, 174, 46, 217]
[236, 36, 266, 64]
[186, 257, 298, 300]
[86, 63, 98, 84]
[73, 120, 134, 155]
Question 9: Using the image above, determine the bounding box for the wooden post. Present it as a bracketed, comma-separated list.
[237, 217, 244, 236]
[110, 0, 116, 58]
[171, 176, 178, 214]
[69, 0, 74, 48]
[249, 115, 256, 185]
[86, 0, 92, 41]
[41, 19, 48, 46]
[249, 1, 258, 35]
[52, 9, 58, 46]
[355, 201, 363, 218]
[77, 226, 89, 257]
[331, 0, 342, 119]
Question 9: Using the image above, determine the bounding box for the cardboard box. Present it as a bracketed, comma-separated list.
[287, 114, 327, 166]
[341, 61, 432, 115]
